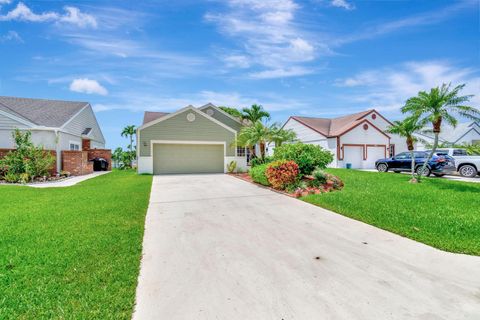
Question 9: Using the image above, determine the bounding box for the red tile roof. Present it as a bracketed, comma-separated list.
[291, 109, 378, 137]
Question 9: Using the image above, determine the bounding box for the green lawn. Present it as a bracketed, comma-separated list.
[302, 169, 480, 256]
[0, 170, 152, 319]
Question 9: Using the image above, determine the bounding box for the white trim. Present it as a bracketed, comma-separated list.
[0, 109, 35, 127]
[198, 103, 244, 125]
[68, 140, 81, 151]
[138, 105, 238, 134]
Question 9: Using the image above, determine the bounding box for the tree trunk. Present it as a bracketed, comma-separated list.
[418, 132, 439, 181]
[406, 137, 415, 180]
[260, 142, 265, 159]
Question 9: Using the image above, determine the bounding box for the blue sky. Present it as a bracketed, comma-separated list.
[0, 0, 478, 149]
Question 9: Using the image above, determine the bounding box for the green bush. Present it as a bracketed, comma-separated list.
[249, 163, 270, 186]
[226, 160, 237, 173]
[273, 143, 333, 175]
[0, 129, 55, 182]
[250, 156, 273, 167]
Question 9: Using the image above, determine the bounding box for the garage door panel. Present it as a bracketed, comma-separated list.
[366, 147, 386, 169]
[153, 144, 224, 174]
[343, 146, 363, 169]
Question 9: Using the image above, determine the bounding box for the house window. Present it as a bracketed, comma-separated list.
[69, 143, 80, 151]
[236, 146, 246, 157]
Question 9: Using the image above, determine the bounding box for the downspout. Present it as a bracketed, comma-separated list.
[54, 129, 61, 175]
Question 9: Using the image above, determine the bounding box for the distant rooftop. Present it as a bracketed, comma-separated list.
[0, 96, 88, 127]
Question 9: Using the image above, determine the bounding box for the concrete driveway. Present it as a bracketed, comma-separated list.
[134, 174, 480, 320]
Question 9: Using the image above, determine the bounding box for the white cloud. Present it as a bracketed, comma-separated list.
[250, 66, 313, 79]
[0, 2, 96, 28]
[69, 78, 108, 95]
[331, 0, 354, 10]
[0, 30, 22, 43]
[59, 6, 97, 28]
[336, 61, 480, 113]
[205, 0, 317, 78]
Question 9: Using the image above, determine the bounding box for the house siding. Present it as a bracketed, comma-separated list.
[0, 112, 29, 129]
[63, 105, 105, 146]
[201, 107, 243, 132]
[139, 109, 236, 157]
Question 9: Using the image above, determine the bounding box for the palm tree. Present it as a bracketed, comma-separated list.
[241, 104, 270, 124]
[236, 121, 270, 159]
[268, 123, 297, 147]
[386, 117, 423, 182]
[402, 83, 478, 179]
[112, 147, 123, 168]
[121, 125, 136, 167]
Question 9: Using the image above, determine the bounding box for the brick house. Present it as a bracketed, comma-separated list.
[0, 96, 111, 175]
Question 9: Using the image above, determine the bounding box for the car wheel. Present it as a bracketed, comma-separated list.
[377, 163, 388, 172]
[416, 166, 431, 177]
[458, 165, 478, 178]
[433, 173, 445, 177]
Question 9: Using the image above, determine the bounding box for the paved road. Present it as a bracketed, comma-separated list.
[134, 174, 480, 320]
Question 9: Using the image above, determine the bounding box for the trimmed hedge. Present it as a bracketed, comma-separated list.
[273, 143, 333, 175]
[249, 163, 270, 186]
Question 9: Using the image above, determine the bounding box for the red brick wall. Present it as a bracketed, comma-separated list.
[0, 148, 57, 175]
[87, 149, 112, 171]
[62, 151, 93, 176]
[82, 139, 91, 151]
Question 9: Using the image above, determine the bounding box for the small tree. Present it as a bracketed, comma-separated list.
[241, 104, 270, 124]
[273, 143, 333, 176]
[236, 121, 270, 159]
[219, 106, 242, 119]
[112, 147, 123, 168]
[386, 117, 423, 182]
[402, 83, 479, 180]
[268, 123, 297, 147]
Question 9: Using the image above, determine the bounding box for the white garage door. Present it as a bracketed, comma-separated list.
[343, 146, 364, 169]
[366, 147, 386, 169]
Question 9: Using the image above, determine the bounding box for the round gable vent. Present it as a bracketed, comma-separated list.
[206, 108, 214, 116]
[363, 123, 369, 130]
[371, 113, 377, 120]
[186, 113, 196, 122]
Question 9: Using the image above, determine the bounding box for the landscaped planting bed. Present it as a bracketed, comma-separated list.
[0, 170, 152, 319]
[303, 169, 480, 256]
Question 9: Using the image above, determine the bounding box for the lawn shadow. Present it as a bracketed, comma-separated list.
[427, 179, 480, 193]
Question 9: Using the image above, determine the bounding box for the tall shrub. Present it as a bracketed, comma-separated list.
[265, 160, 299, 190]
[0, 129, 55, 182]
[273, 143, 333, 175]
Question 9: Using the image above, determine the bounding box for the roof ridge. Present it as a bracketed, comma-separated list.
[0, 95, 89, 105]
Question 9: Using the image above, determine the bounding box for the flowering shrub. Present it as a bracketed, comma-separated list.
[265, 160, 299, 190]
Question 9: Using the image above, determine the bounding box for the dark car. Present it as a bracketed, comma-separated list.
[375, 151, 456, 177]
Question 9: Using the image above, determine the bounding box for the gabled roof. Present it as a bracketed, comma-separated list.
[0, 96, 89, 127]
[198, 103, 244, 125]
[143, 111, 169, 124]
[290, 109, 377, 137]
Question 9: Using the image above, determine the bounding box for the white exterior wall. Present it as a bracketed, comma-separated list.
[0, 129, 57, 149]
[338, 124, 389, 169]
[225, 156, 248, 172]
[455, 129, 480, 145]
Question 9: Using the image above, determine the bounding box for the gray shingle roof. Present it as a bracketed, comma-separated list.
[0, 96, 89, 127]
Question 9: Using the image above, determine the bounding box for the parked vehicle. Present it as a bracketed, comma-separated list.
[431, 148, 480, 177]
[375, 151, 456, 177]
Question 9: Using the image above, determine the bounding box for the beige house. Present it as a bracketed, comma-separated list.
[137, 104, 247, 174]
